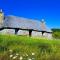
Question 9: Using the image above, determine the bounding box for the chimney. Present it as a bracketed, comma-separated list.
[40, 19, 46, 31]
[0, 9, 4, 28]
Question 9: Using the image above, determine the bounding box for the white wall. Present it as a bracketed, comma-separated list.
[0, 29, 15, 34]
[32, 31, 52, 39]
[32, 31, 42, 37]
[46, 33, 52, 39]
[0, 29, 52, 39]
[43, 32, 52, 39]
[17, 30, 29, 36]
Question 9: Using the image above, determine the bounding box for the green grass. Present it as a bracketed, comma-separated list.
[0, 34, 60, 60]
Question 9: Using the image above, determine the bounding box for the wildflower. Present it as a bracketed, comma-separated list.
[10, 55, 13, 58]
[32, 53, 35, 55]
[13, 56, 17, 59]
[9, 49, 13, 52]
[26, 54, 28, 56]
[19, 56, 23, 60]
[16, 53, 19, 56]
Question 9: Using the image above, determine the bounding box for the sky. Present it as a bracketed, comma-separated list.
[0, 0, 60, 29]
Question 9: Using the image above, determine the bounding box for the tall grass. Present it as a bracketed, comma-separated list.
[0, 34, 60, 60]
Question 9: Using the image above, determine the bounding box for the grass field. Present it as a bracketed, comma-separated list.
[0, 34, 60, 60]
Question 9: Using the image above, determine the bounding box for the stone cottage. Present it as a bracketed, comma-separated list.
[0, 9, 52, 38]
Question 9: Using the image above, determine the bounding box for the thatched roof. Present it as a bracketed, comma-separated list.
[3, 15, 52, 32]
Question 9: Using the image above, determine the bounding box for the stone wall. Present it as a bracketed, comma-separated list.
[17, 30, 29, 36]
[32, 31, 42, 37]
[32, 31, 52, 39]
[0, 29, 52, 39]
[0, 29, 15, 34]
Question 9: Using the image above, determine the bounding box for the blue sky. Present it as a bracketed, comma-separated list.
[0, 0, 60, 29]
